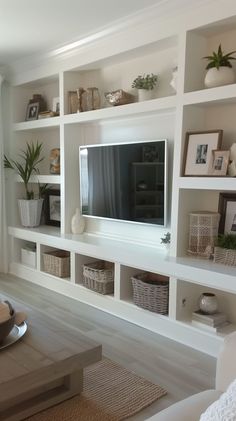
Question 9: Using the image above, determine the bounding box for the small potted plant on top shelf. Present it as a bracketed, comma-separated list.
[214, 233, 236, 267]
[132, 73, 158, 102]
[4, 141, 45, 228]
[203, 44, 236, 88]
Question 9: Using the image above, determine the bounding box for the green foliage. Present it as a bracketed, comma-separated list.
[216, 233, 236, 250]
[203, 44, 236, 70]
[132, 73, 158, 90]
[4, 141, 44, 200]
[161, 232, 171, 244]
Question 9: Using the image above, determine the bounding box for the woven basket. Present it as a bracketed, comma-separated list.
[83, 260, 114, 295]
[214, 246, 236, 267]
[43, 250, 70, 278]
[131, 272, 169, 315]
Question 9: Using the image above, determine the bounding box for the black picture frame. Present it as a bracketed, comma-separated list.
[218, 193, 236, 234]
[25, 102, 39, 121]
[44, 189, 61, 227]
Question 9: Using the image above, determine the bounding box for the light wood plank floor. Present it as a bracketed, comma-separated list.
[0, 274, 216, 420]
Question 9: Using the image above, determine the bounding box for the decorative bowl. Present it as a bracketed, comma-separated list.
[0, 305, 15, 344]
[104, 89, 134, 106]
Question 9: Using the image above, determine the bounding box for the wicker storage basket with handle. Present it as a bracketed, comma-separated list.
[83, 260, 114, 294]
[131, 272, 169, 314]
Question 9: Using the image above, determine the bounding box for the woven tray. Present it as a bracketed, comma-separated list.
[214, 246, 236, 267]
[43, 250, 70, 278]
[131, 272, 169, 315]
[83, 260, 114, 295]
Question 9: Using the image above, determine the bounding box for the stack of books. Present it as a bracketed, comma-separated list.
[38, 111, 59, 119]
[192, 310, 228, 333]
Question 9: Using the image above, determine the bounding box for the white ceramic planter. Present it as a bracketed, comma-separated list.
[204, 66, 235, 88]
[18, 199, 43, 227]
[138, 89, 153, 102]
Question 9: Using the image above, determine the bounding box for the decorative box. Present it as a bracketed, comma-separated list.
[21, 247, 36, 268]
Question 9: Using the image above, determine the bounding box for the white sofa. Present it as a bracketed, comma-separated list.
[147, 332, 236, 420]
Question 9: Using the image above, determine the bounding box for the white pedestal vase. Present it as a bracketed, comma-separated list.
[138, 89, 153, 102]
[71, 208, 85, 234]
[204, 67, 235, 88]
[18, 199, 43, 227]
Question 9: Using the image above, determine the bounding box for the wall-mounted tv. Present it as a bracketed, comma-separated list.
[79, 139, 167, 226]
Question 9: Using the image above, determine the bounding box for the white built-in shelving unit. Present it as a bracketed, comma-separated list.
[5, 1, 236, 357]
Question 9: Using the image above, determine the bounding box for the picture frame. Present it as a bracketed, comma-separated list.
[210, 150, 230, 176]
[25, 102, 39, 121]
[142, 145, 159, 162]
[52, 97, 60, 114]
[218, 193, 236, 234]
[44, 189, 61, 227]
[183, 130, 223, 176]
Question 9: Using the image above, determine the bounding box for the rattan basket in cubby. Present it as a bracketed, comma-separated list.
[214, 246, 236, 267]
[131, 272, 169, 314]
[43, 250, 70, 278]
[82, 260, 114, 295]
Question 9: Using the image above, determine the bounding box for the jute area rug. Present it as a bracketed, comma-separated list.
[27, 357, 167, 421]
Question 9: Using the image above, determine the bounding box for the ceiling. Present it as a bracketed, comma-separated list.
[0, 0, 165, 66]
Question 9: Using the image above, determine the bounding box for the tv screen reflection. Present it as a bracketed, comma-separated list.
[80, 140, 167, 226]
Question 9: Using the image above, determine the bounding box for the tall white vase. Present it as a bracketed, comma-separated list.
[71, 208, 85, 234]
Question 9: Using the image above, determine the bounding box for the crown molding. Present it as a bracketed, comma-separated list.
[9, 0, 212, 79]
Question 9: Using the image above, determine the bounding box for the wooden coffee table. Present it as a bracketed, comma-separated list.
[0, 297, 102, 421]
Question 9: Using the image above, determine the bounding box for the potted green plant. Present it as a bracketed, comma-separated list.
[132, 73, 158, 101]
[4, 141, 45, 227]
[203, 44, 236, 88]
[214, 233, 236, 266]
[160, 232, 171, 251]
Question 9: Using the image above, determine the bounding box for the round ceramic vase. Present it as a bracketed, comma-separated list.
[204, 67, 235, 88]
[199, 293, 218, 314]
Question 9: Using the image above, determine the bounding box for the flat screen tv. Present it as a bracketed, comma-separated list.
[79, 139, 167, 226]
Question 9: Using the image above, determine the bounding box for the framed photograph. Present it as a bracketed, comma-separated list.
[25, 102, 39, 121]
[210, 150, 230, 176]
[52, 97, 60, 114]
[183, 130, 223, 176]
[44, 189, 61, 227]
[218, 193, 236, 234]
[142, 145, 159, 162]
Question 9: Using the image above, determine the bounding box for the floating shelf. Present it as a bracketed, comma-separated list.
[63, 96, 176, 125]
[15, 175, 61, 184]
[13, 117, 61, 131]
[178, 177, 236, 191]
[183, 84, 236, 106]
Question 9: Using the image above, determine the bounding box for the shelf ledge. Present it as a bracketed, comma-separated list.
[63, 96, 176, 124]
[13, 117, 60, 131]
[183, 84, 236, 106]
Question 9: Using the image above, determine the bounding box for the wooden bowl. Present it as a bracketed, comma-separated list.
[0, 310, 15, 344]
